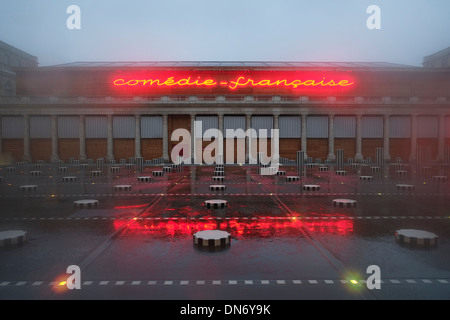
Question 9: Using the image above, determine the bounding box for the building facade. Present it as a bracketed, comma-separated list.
[0, 40, 38, 97]
[1, 51, 450, 165]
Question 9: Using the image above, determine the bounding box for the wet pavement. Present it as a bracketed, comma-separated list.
[0, 162, 449, 300]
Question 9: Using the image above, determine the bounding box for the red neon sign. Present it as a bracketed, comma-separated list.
[113, 75, 354, 90]
[111, 71, 355, 94]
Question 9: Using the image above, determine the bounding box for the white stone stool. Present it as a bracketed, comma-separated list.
[19, 185, 38, 191]
[63, 176, 78, 182]
[74, 199, 99, 208]
[432, 176, 447, 182]
[204, 199, 228, 209]
[209, 185, 226, 191]
[193, 230, 231, 248]
[396, 184, 415, 191]
[114, 185, 132, 191]
[333, 199, 357, 208]
[302, 184, 320, 191]
[395, 229, 438, 248]
[396, 170, 408, 176]
[0, 230, 27, 247]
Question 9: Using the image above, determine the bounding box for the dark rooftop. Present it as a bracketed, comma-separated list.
[39, 61, 420, 70]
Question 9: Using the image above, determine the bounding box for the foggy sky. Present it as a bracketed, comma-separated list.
[0, 0, 449, 67]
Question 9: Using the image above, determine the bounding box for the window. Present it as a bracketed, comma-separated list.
[4, 80, 13, 96]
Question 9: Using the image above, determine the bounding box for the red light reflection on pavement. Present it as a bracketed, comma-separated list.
[114, 204, 149, 210]
[113, 216, 353, 239]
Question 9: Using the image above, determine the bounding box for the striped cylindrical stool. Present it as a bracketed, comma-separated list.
[209, 185, 226, 191]
[114, 185, 132, 191]
[396, 184, 415, 191]
[193, 230, 230, 249]
[306, 163, 316, 169]
[74, 199, 99, 208]
[395, 229, 438, 248]
[332, 199, 357, 208]
[19, 185, 38, 191]
[0, 230, 27, 248]
[204, 199, 228, 209]
[432, 176, 447, 182]
[110, 167, 121, 173]
[302, 184, 320, 191]
[421, 166, 432, 174]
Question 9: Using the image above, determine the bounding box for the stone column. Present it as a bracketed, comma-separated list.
[273, 114, 279, 163]
[162, 114, 169, 161]
[0, 116, 2, 154]
[189, 114, 196, 164]
[246, 114, 252, 163]
[23, 114, 31, 162]
[327, 114, 336, 161]
[218, 113, 224, 164]
[79, 115, 86, 161]
[301, 114, 307, 160]
[438, 114, 445, 162]
[135, 115, 141, 158]
[383, 114, 391, 162]
[106, 115, 114, 161]
[50, 115, 60, 162]
[409, 114, 417, 162]
[355, 114, 363, 162]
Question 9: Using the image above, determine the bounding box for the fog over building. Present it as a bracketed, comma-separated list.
[0, 40, 449, 166]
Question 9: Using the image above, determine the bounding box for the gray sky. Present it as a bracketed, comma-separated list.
[0, 0, 449, 66]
